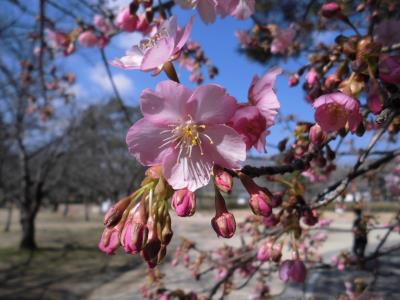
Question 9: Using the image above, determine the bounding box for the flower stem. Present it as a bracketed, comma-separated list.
[163, 61, 180, 83]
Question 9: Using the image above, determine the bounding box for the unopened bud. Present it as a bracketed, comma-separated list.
[98, 226, 121, 255]
[103, 196, 131, 227]
[171, 189, 196, 217]
[214, 167, 233, 193]
[321, 2, 342, 19]
[239, 172, 273, 217]
[121, 202, 148, 254]
[211, 189, 236, 238]
[309, 124, 327, 146]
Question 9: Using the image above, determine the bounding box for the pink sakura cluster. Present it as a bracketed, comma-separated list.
[174, 0, 255, 24]
[235, 25, 296, 56]
[45, 3, 154, 56]
[179, 41, 219, 85]
[99, 14, 287, 269]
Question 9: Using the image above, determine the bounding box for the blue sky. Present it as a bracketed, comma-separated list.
[60, 5, 398, 159]
[64, 9, 314, 151]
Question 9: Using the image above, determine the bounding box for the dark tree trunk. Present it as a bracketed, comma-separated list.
[84, 199, 90, 221]
[19, 209, 37, 250]
[4, 204, 12, 232]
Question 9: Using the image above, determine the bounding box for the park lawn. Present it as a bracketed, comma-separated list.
[0, 208, 140, 300]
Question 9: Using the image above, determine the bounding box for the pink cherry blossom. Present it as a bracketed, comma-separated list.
[112, 16, 194, 75]
[228, 106, 267, 151]
[78, 30, 98, 48]
[175, 0, 218, 24]
[115, 8, 138, 32]
[229, 67, 281, 152]
[313, 92, 362, 133]
[271, 27, 296, 55]
[217, 0, 255, 20]
[126, 80, 246, 191]
[379, 54, 400, 85]
[230, 0, 255, 20]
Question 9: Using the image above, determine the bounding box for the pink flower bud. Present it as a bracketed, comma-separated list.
[309, 124, 327, 146]
[116, 8, 138, 32]
[171, 189, 196, 217]
[98, 226, 121, 255]
[103, 196, 131, 227]
[78, 30, 98, 47]
[239, 173, 273, 217]
[136, 13, 150, 33]
[306, 68, 319, 87]
[249, 193, 272, 217]
[256, 242, 271, 262]
[214, 167, 233, 193]
[211, 190, 236, 238]
[141, 216, 161, 268]
[121, 202, 148, 254]
[321, 2, 342, 19]
[279, 259, 307, 283]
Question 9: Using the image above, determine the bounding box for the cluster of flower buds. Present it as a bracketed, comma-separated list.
[257, 239, 283, 263]
[99, 165, 174, 268]
[179, 41, 219, 85]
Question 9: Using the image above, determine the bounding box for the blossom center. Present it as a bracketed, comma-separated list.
[139, 29, 168, 52]
[160, 116, 214, 160]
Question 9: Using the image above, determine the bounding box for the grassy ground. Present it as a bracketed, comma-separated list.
[0, 207, 138, 300]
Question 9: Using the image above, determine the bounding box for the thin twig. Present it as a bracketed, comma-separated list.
[99, 48, 132, 124]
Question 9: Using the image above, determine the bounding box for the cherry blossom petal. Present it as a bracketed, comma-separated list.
[197, 0, 218, 24]
[141, 81, 192, 125]
[188, 84, 237, 124]
[141, 38, 175, 72]
[203, 125, 246, 169]
[126, 119, 172, 165]
[160, 15, 178, 40]
[163, 146, 213, 192]
[279, 260, 293, 282]
[175, 16, 195, 51]
[111, 46, 143, 69]
[231, 0, 255, 20]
